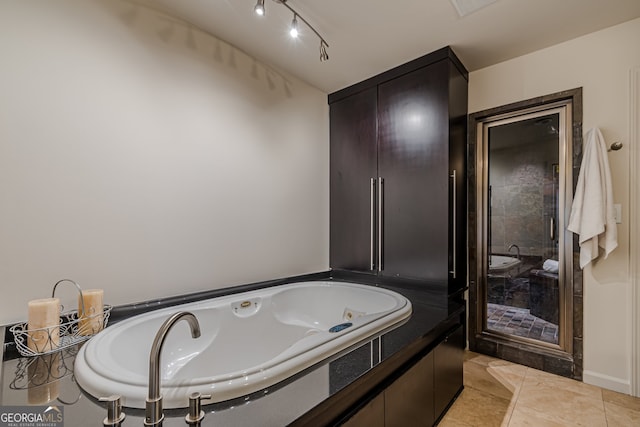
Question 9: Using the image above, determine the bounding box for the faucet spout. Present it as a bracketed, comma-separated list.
[145, 312, 201, 426]
[508, 244, 521, 260]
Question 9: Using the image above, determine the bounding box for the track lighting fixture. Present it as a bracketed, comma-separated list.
[320, 40, 329, 62]
[254, 0, 265, 16]
[253, 0, 329, 61]
[289, 14, 299, 38]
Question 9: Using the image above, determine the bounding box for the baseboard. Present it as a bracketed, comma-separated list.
[583, 370, 631, 395]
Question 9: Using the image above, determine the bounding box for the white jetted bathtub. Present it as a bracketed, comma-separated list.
[489, 255, 521, 273]
[74, 281, 412, 409]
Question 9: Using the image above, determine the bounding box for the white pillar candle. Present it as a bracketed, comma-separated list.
[78, 288, 104, 335]
[27, 298, 61, 353]
[28, 353, 61, 404]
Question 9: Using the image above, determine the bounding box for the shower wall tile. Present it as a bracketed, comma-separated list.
[573, 295, 583, 338]
[490, 143, 553, 257]
[490, 215, 505, 252]
[573, 253, 583, 295]
[491, 188, 507, 217]
[498, 344, 544, 371]
[504, 216, 544, 255]
[475, 339, 498, 355]
[543, 356, 574, 378]
[504, 184, 542, 213]
[573, 337, 584, 380]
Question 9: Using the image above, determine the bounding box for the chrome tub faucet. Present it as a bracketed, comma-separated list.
[145, 312, 201, 426]
[508, 244, 520, 259]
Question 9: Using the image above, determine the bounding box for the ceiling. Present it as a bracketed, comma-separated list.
[149, 0, 640, 93]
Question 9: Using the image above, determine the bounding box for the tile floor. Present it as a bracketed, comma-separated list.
[439, 351, 640, 426]
[487, 303, 559, 345]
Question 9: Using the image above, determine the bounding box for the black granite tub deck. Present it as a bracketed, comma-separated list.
[1, 270, 464, 426]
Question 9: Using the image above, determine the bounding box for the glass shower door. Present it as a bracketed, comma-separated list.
[484, 111, 563, 347]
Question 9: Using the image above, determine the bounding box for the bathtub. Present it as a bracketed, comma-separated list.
[74, 281, 412, 409]
[489, 255, 521, 273]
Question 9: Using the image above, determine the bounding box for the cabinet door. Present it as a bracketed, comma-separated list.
[385, 351, 435, 427]
[448, 62, 468, 294]
[330, 88, 378, 272]
[377, 61, 450, 280]
[434, 325, 464, 420]
[342, 393, 385, 427]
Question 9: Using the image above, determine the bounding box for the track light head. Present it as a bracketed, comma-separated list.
[289, 14, 299, 38]
[254, 0, 265, 16]
[320, 41, 329, 62]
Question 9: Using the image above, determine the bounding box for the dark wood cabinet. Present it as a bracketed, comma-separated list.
[434, 325, 464, 422]
[377, 61, 450, 281]
[342, 393, 385, 427]
[341, 324, 463, 427]
[330, 87, 377, 272]
[329, 47, 468, 295]
[385, 351, 435, 427]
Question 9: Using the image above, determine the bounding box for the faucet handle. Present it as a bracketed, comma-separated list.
[99, 395, 126, 426]
[185, 392, 212, 424]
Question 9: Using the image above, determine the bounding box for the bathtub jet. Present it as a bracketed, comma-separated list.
[74, 281, 412, 409]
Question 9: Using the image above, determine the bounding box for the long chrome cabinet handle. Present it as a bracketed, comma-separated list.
[550, 216, 555, 241]
[450, 170, 457, 279]
[378, 177, 384, 271]
[370, 178, 376, 271]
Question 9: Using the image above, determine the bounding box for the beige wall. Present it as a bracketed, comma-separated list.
[0, 0, 329, 324]
[469, 17, 640, 393]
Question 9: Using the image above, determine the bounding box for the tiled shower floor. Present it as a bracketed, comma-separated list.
[487, 303, 559, 344]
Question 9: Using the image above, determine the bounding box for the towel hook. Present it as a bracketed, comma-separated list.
[608, 141, 623, 152]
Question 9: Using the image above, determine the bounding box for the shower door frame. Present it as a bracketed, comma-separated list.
[468, 88, 583, 380]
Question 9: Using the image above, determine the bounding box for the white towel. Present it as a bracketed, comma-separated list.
[543, 259, 559, 273]
[567, 128, 618, 268]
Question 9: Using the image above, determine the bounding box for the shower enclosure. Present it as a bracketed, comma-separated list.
[468, 89, 583, 380]
[486, 113, 561, 345]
